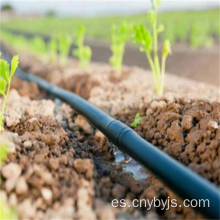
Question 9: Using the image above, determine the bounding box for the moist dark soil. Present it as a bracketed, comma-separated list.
[11, 76, 43, 100]
[58, 74, 100, 100]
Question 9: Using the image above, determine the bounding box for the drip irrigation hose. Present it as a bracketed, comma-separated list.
[1, 47, 220, 219]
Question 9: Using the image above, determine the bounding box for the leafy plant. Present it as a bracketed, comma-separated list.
[58, 33, 72, 66]
[190, 24, 213, 48]
[29, 36, 47, 56]
[0, 54, 19, 133]
[134, 0, 171, 95]
[48, 34, 58, 63]
[109, 22, 130, 73]
[73, 26, 92, 68]
[131, 113, 142, 128]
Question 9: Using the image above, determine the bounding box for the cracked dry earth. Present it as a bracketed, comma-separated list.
[0, 47, 220, 220]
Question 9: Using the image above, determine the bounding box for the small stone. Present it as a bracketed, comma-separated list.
[41, 188, 53, 202]
[18, 199, 36, 219]
[207, 120, 218, 130]
[8, 193, 18, 207]
[23, 141, 32, 149]
[5, 178, 17, 193]
[16, 177, 28, 195]
[0, 190, 7, 202]
[2, 163, 22, 179]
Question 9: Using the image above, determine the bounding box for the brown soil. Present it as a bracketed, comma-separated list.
[58, 74, 100, 100]
[0, 43, 219, 219]
[3, 94, 218, 219]
[116, 98, 220, 186]
[11, 76, 42, 100]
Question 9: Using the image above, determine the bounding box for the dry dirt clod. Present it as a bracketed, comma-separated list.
[75, 115, 94, 135]
[23, 141, 33, 149]
[8, 193, 18, 207]
[2, 163, 22, 180]
[181, 115, 193, 131]
[73, 159, 94, 174]
[207, 120, 219, 130]
[18, 199, 36, 219]
[41, 188, 53, 202]
[16, 177, 28, 195]
[5, 178, 17, 193]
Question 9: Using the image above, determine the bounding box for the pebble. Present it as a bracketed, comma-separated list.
[41, 188, 53, 202]
[16, 177, 28, 195]
[5, 178, 17, 193]
[23, 141, 33, 149]
[18, 199, 36, 219]
[8, 193, 18, 207]
[0, 190, 7, 202]
[207, 120, 218, 130]
[2, 162, 22, 179]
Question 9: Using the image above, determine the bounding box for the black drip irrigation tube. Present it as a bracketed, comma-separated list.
[1, 47, 220, 219]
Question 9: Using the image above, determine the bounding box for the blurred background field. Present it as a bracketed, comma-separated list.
[0, 0, 219, 85]
[1, 6, 219, 47]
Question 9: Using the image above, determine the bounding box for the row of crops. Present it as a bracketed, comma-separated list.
[2, 8, 219, 48]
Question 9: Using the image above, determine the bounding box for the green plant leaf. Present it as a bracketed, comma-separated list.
[10, 55, 19, 78]
[130, 113, 142, 128]
[163, 40, 172, 57]
[0, 60, 10, 82]
[0, 80, 7, 96]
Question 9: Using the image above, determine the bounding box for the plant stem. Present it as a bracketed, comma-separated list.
[153, 8, 160, 78]
[0, 83, 11, 134]
[161, 55, 166, 83]
[146, 51, 160, 93]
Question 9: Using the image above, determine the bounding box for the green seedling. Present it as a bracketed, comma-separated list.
[73, 26, 92, 68]
[0, 54, 19, 133]
[131, 113, 142, 128]
[58, 33, 72, 66]
[30, 36, 47, 56]
[134, 0, 171, 95]
[190, 24, 213, 48]
[48, 35, 58, 63]
[109, 22, 130, 73]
